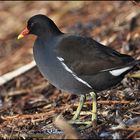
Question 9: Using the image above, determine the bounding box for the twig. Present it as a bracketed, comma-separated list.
[0, 61, 36, 86]
[131, 111, 140, 115]
[128, 71, 140, 78]
[72, 100, 130, 106]
[72, 111, 92, 115]
[7, 89, 29, 96]
[0, 111, 54, 123]
[127, 130, 138, 139]
[97, 100, 130, 104]
[1, 133, 50, 139]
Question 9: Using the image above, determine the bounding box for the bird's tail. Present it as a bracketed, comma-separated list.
[101, 59, 140, 77]
[129, 59, 140, 66]
[102, 59, 140, 72]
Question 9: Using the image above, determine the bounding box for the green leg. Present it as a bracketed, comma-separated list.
[72, 95, 86, 120]
[90, 92, 97, 121]
[69, 92, 97, 128]
[78, 92, 97, 129]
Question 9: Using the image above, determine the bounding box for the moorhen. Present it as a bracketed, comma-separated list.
[18, 14, 140, 125]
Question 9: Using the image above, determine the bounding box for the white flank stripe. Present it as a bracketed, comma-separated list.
[109, 66, 132, 76]
[57, 57, 92, 88]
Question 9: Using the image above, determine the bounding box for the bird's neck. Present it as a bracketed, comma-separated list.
[40, 30, 63, 41]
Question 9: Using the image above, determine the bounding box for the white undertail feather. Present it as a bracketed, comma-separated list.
[57, 56, 92, 88]
[109, 66, 132, 76]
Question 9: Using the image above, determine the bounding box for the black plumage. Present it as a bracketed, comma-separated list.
[18, 14, 140, 124]
[18, 14, 140, 95]
[55, 35, 134, 91]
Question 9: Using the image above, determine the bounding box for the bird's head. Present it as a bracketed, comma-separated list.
[18, 14, 61, 39]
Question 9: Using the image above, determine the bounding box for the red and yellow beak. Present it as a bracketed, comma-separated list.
[17, 27, 29, 39]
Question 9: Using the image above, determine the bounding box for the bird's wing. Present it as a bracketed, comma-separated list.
[55, 35, 134, 76]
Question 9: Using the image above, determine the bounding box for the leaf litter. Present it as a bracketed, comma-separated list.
[0, 1, 140, 139]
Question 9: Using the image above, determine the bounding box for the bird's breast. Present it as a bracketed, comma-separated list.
[33, 41, 91, 94]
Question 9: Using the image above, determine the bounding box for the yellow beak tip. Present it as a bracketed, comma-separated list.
[17, 34, 24, 40]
